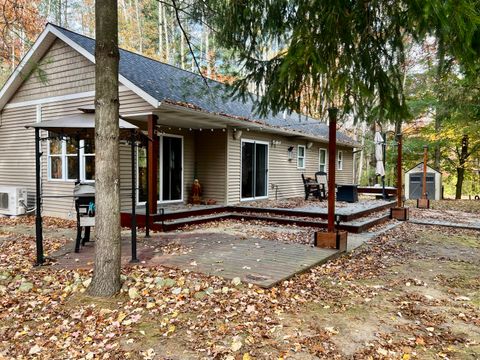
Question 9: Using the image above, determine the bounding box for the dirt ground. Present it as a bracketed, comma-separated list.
[0, 204, 479, 359]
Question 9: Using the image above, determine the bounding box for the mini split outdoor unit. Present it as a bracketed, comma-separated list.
[0, 186, 28, 216]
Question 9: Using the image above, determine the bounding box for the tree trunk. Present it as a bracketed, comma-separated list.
[205, 26, 210, 76]
[180, 25, 185, 69]
[163, 6, 170, 62]
[434, 30, 445, 170]
[57, 0, 62, 25]
[64, 0, 68, 28]
[455, 167, 464, 199]
[158, 2, 163, 58]
[134, 0, 143, 53]
[357, 121, 366, 184]
[455, 135, 469, 200]
[88, 0, 122, 297]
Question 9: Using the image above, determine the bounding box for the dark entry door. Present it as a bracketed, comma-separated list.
[241, 141, 268, 199]
[161, 136, 183, 201]
[409, 172, 435, 199]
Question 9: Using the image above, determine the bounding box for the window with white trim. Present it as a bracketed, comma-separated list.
[297, 145, 306, 169]
[337, 150, 343, 170]
[319, 148, 327, 172]
[48, 138, 63, 179]
[82, 138, 95, 181]
[65, 138, 79, 180]
[47, 136, 95, 181]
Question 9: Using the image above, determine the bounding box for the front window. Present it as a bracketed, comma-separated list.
[319, 148, 327, 172]
[48, 138, 63, 179]
[83, 138, 95, 181]
[337, 150, 343, 170]
[297, 145, 306, 169]
[66, 138, 79, 180]
[47, 136, 95, 182]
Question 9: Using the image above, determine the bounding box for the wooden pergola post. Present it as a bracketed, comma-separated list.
[417, 145, 430, 209]
[34, 127, 44, 265]
[327, 108, 337, 233]
[147, 114, 158, 214]
[315, 107, 347, 252]
[390, 132, 409, 220]
[396, 133, 403, 208]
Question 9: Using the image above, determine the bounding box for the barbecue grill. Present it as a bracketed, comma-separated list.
[74, 182, 95, 252]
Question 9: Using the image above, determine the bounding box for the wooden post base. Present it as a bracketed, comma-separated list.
[390, 207, 409, 221]
[314, 230, 348, 252]
[417, 198, 430, 209]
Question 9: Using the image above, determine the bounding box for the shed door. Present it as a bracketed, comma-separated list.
[409, 172, 435, 200]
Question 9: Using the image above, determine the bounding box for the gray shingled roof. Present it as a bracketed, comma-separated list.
[53, 25, 357, 147]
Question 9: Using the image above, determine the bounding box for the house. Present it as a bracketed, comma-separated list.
[0, 24, 358, 219]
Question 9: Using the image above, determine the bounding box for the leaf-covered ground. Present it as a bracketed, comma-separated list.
[0, 217, 479, 359]
[405, 199, 480, 214]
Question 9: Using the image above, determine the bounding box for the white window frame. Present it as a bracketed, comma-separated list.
[47, 137, 95, 182]
[81, 139, 95, 183]
[240, 139, 270, 201]
[318, 148, 327, 173]
[47, 137, 65, 181]
[337, 150, 343, 170]
[297, 145, 306, 169]
[136, 146, 147, 205]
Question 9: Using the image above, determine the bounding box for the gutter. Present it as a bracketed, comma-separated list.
[158, 102, 359, 148]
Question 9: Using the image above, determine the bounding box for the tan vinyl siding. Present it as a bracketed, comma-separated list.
[195, 131, 227, 204]
[120, 129, 195, 210]
[0, 106, 38, 207]
[9, 39, 95, 104]
[226, 129, 354, 204]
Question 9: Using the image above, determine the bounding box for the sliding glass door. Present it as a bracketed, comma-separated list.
[161, 136, 183, 202]
[241, 140, 268, 200]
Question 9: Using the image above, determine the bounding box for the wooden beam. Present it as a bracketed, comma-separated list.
[396, 133, 403, 208]
[422, 145, 428, 199]
[148, 114, 158, 214]
[327, 108, 338, 233]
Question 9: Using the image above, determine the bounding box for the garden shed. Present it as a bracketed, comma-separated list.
[405, 163, 442, 200]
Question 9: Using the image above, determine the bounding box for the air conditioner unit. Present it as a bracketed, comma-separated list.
[0, 186, 28, 216]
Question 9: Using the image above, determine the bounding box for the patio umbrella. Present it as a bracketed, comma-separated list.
[374, 131, 385, 177]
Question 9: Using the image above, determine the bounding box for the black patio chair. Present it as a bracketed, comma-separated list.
[302, 173, 321, 200]
[314, 171, 328, 200]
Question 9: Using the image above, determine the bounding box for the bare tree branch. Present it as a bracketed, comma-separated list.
[168, 0, 209, 87]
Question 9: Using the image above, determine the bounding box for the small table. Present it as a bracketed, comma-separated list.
[336, 184, 358, 203]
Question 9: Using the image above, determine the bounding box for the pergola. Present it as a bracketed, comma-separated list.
[26, 107, 149, 265]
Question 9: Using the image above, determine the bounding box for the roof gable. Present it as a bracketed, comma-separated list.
[406, 162, 442, 174]
[0, 23, 357, 147]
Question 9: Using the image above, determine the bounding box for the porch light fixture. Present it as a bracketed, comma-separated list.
[233, 130, 243, 140]
[306, 141, 313, 149]
[287, 145, 294, 160]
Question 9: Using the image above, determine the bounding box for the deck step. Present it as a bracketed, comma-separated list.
[155, 212, 233, 230]
[153, 211, 391, 234]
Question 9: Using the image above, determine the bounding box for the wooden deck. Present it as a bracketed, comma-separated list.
[121, 200, 397, 233]
[150, 233, 339, 288]
[51, 229, 382, 288]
